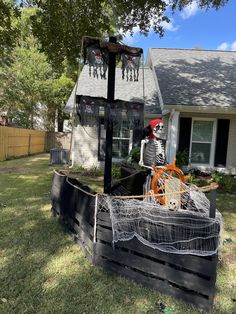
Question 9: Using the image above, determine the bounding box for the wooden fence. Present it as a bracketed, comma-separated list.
[0, 126, 46, 161]
[0, 127, 72, 161]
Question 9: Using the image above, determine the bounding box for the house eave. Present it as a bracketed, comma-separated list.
[163, 104, 236, 115]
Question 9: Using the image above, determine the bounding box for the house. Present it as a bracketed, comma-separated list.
[64, 65, 161, 168]
[65, 48, 236, 174]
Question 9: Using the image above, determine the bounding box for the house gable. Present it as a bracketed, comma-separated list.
[64, 65, 161, 116]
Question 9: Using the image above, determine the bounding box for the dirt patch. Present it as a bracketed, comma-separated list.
[0, 167, 27, 174]
[223, 252, 236, 267]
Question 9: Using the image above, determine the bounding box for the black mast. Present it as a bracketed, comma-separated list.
[104, 36, 117, 193]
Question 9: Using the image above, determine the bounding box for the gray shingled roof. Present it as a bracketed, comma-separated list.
[64, 65, 161, 114]
[149, 48, 236, 108]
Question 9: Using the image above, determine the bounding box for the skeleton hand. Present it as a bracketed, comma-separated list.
[139, 159, 144, 167]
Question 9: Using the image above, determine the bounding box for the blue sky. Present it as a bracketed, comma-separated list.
[122, 0, 236, 60]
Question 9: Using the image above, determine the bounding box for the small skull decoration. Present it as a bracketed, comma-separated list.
[168, 198, 179, 211]
[139, 119, 166, 167]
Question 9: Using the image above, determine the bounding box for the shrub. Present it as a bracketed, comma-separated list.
[219, 175, 236, 194]
[211, 172, 236, 194]
[129, 146, 140, 163]
[112, 164, 121, 179]
[185, 174, 208, 187]
[73, 165, 103, 177]
[87, 165, 103, 177]
[176, 150, 189, 168]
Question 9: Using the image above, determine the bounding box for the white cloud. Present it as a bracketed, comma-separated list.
[231, 41, 236, 51]
[161, 19, 179, 32]
[119, 26, 140, 45]
[120, 17, 179, 45]
[217, 42, 229, 50]
[216, 41, 236, 51]
[180, 1, 199, 19]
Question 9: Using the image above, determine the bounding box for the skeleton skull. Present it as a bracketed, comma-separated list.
[168, 198, 179, 211]
[153, 122, 164, 138]
[149, 119, 165, 139]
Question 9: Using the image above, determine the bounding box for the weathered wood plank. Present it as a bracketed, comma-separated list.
[97, 218, 112, 228]
[97, 211, 111, 223]
[96, 226, 216, 279]
[95, 242, 213, 295]
[65, 217, 93, 261]
[95, 256, 213, 311]
[75, 236, 93, 262]
[74, 212, 94, 236]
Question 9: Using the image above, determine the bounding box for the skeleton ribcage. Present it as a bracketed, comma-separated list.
[143, 139, 165, 166]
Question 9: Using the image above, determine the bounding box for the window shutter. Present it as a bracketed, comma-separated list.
[178, 117, 192, 153]
[214, 119, 230, 167]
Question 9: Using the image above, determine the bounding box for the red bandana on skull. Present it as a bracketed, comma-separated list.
[148, 119, 164, 139]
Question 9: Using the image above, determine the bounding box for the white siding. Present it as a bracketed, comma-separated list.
[226, 116, 236, 172]
[180, 112, 236, 173]
[72, 118, 103, 168]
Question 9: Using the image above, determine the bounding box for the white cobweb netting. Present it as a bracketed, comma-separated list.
[98, 176, 223, 256]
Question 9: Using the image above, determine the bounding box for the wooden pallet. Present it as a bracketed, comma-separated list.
[95, 211, 217, 311]
[51, 171, 218, 311]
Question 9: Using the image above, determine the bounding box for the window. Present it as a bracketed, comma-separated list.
[190, 119, 216, 166]
[98, 118, 133, 160]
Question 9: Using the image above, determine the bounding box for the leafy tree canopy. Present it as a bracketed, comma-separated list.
[25, 0, 228, 70]
[0, 7, 74, 130]
[0, 0, 20, 64]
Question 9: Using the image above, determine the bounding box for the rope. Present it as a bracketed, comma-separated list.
[53, 169, 68, 177]
[116, 169, 144, 182]
[65, 176, 98, 197]
[109, 185, 218, 200]
[93, 195, 98, 243]
[55, 170, 218, 200]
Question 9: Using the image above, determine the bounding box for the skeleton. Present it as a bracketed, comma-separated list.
[139, 119, 166, 167]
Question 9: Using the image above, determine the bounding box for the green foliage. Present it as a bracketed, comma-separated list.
[73, 165, 103, 177]
[185, 171, 236, 193]
[26, 0, 228, 70]
[0, 7, 74, 130]
[0, 44, 51, 128]
[192, 176, 209, 187]
[0, 0, 20, 65]
[30, 0, 114, 71]
[212, 173, 236, 194]
[176, 150, 189, 168]
[129, 146, 140, 163]
[40, 74, 74, 131]
[112, 164, 121, 179]
[211, 171, 222, 184]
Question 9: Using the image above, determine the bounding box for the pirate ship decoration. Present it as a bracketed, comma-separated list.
[51, 36, 222, 311]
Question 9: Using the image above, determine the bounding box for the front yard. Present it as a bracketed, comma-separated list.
[0, 154, 235, 314]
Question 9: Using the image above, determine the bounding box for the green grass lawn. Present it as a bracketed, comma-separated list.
[0, 154, 235, 314]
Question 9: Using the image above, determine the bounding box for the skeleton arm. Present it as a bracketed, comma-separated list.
[139, 138, 149, 167]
